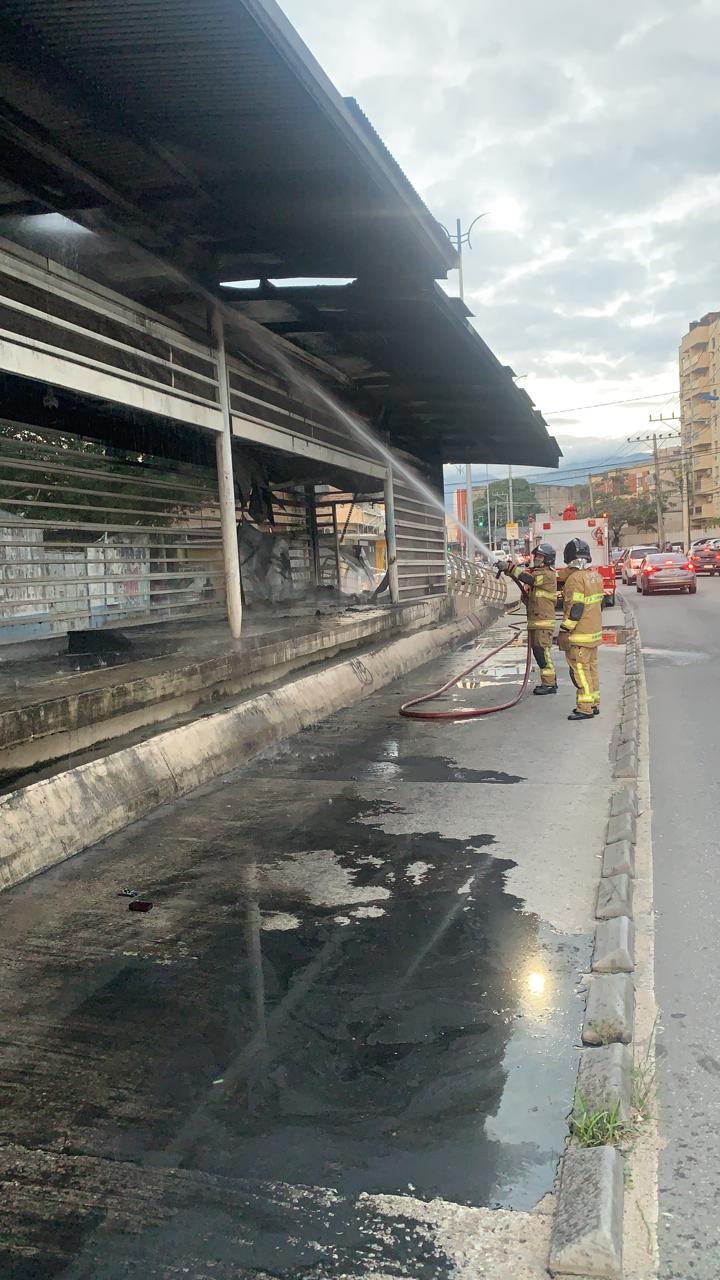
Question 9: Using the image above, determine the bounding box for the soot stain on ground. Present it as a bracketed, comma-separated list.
[1, 775, 586, 1278]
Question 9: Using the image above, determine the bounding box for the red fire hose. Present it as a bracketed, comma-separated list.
[399, 573, 533, 721]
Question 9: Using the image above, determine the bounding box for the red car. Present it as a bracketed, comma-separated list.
[690, 542, 720, 576]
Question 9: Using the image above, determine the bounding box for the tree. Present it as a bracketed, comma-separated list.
[473, 477, 538, 539]
[603, 494, 665, 547]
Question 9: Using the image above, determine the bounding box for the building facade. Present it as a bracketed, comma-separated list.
[680, 312, 720, 534]
[591, 450, 685, 545]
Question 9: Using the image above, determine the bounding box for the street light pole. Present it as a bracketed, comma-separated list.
[447, 214, 488, 560]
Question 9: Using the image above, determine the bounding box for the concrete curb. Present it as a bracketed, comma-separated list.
[550, 1147, 624, 1278]
[550, 601, 643, 1277]
[0, 605, 500, 893]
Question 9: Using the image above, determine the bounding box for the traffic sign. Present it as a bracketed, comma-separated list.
[505, 522, 519, 540]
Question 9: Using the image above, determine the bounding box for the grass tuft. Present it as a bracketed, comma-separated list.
[571, 1096, 628, 1148]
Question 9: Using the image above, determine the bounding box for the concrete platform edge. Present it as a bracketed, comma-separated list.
[0, 605, 500, 893]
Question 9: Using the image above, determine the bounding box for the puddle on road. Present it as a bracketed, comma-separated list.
[641, 645, 709, 666]
[260, 740, 526, 786]
[23, 792, 589, 1229]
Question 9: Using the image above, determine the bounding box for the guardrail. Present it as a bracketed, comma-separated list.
[447, 554, 507, 606]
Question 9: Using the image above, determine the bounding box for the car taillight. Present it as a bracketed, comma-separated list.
[683, 564, 693, 571]
[645, 565, 658, 574]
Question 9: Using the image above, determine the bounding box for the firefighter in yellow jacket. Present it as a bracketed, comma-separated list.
[558, 537, 603, 721]
[507, 542, 558, 695]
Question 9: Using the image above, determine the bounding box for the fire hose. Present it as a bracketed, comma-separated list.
[399, 570, 533, 721]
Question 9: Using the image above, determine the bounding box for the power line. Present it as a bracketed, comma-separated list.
[444, 442, 646, 490]
[546, 382, 720, 416]
[545, 390, 679, 415]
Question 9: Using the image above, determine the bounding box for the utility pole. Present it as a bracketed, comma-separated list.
[648, 414, 689, 549]
[486, 465, 492, 549]
[630, 422, 683, 549]
[651, 433, 666, 549]
[507, 465, 515, 550]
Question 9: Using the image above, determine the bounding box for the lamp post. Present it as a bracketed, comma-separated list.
[442, 214, 489, 557]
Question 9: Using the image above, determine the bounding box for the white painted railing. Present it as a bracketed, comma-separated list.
[447, 553, 507, 605]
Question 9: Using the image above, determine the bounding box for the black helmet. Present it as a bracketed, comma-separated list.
[534, 542, 556, 566]
[564, 537, 591, 565]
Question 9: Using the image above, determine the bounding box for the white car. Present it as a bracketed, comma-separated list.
[622, 545, 659, 585]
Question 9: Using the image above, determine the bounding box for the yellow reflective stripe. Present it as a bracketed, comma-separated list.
[576, 662, 592, 702]
[543, 649, 555, 676]
[585, 592, 604, 604]
[571, 591, 585, 602]
[534, 589, 556, 600]
[561, 620, 577, 632]
[572, 631, 602, 645]
[529, 621, 554, 630]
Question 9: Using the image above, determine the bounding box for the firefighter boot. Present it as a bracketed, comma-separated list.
[531, 637, 557, 695]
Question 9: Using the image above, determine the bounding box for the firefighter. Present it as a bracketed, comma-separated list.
[558, 537, 603, 721]
[504, 543, 558, 695]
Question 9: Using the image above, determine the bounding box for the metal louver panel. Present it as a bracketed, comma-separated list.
[393, 474, 447, 602]
[0, 422, 226, 644]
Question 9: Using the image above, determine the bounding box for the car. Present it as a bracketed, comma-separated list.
[689, 543, 720, 575]
[622, 545, 659, 585]
[636, 552, 696, 595]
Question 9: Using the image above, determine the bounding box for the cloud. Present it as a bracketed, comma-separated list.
[279, 0, 720, 444]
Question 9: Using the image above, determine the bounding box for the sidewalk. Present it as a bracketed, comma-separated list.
[0, 615, 625, 1279]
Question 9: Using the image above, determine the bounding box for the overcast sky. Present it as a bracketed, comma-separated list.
[279, 0, 720, 473]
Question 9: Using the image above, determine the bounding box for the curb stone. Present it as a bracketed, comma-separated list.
[614, 743, 639, 780]
[607, 811, 636, 846]
[549, 1146, 624, 1278]
[596, 874, 633, 920]
[592, 917, 635, 973]
[575, 1043, 633, 1121]
[610, 787, 638, 818]
[550, 607, 641, 1277]
[582, 974, 634, 1045]
[602, 838, 635, 879]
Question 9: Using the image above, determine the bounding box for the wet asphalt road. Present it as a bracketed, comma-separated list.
[631, 576, 720, 1278]
[0, 620, 622, 1278]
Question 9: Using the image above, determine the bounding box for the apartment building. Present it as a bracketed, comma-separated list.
[680, 312, 720, 534]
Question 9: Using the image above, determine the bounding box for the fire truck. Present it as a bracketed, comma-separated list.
[528, 506, 616, 608]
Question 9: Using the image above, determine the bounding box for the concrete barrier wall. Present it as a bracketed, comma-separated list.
[0, 603, 500, 892]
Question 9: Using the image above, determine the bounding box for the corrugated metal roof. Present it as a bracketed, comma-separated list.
[0, 0, 456, 281]
[224, 279, 560, 468]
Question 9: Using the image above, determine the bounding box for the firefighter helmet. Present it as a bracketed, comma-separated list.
[534, 542, 556, 566]
[563, 537, 591, 565]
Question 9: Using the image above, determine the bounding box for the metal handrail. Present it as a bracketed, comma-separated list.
[446, 552, 507, 605]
